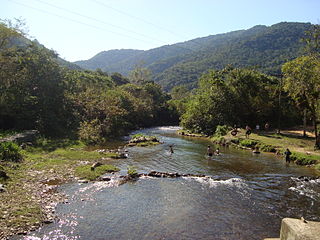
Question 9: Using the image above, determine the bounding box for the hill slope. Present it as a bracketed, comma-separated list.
[74, 22, 312, 90]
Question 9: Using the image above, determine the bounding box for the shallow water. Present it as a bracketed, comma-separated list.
[16, 127, 320, 240]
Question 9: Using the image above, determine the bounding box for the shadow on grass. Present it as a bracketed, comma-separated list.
[257, 131, 315, 141]
[33, 137, 80, 152]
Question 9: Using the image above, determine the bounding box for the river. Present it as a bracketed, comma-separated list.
[16, 127, 320, 240]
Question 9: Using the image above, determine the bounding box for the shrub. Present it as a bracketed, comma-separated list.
[78, 119, 103, 145]
[127, 166, 138, 178]
[239, 139, 258, 148]
[0, 142, 23, 162]
[214, 125, 229, 137]
[257, 144, 276, 152]
[291, 152, 317, 165]
[131, 133, 145, 139]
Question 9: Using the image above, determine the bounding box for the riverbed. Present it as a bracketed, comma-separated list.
[14, 126, 320, 240]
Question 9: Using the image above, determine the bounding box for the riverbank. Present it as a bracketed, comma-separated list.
[178, 127, 320, 171]
[0, 139, 123, 240]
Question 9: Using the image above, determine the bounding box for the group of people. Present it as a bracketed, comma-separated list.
[207, 145, 220, 157]
[231, 122, 270, 138]
[169, 130, 293, 164]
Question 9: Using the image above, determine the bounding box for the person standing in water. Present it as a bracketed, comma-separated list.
[284, 148, 292, 163]
[215, 148, 220, 155]
[207, 145, 213, 157]
[169, 145, 174, 154]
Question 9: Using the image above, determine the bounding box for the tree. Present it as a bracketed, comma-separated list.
[282, 56, 320, 149]
[128, 64, 153, 85]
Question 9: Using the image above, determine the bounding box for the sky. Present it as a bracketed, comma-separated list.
[1, 0, 319, 62]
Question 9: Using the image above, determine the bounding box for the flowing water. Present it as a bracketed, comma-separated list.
[16, 127, 320, 240]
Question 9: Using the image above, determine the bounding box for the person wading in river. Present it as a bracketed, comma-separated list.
[284, 148, 292, 163]
[207, 145, 213, 157]
[169, 145, 174, 154]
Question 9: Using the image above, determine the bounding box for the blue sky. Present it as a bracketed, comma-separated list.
[1, 0, 319, 61]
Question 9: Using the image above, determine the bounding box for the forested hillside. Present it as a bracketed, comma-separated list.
[0, 21, 177, 142]
[75, 22, 312, 90]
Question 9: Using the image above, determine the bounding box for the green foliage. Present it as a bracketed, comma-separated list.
[78, 119, 103, 145]
[282, 55, 320, 148]
[257, 143, 277, 152]
[0, 21, 176, 142]
[290, 152, 318, 165]
[180, 68, 288, 135]
[131, 133, 145, 139]
[0, 142, 22, 162]
[315, 163, 320, 171]
[215, 125, 230, 137]
[127, 166, 138, 178]
[75, 164, 119, 181]
[239, 139, 259, 148]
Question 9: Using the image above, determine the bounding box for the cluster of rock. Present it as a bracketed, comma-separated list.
[95, 148, 128, 159]
[127, 136, 160, 146]
[178, 131, 208, 138]
[80, 171, 214, 185]
[297, 176, 320, 182]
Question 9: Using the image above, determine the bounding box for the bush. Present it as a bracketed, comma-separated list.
[239, 139, 258, 148]
[131, 133, 145, 139]
[214, 125, 230, 137]
[257, 144, 276, 152]
[0, 142, 23, 162]
[78, 119, 103, 145]
[127, 166, 138, 178]
[291, 152, 318, 165]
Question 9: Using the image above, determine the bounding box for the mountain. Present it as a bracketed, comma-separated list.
[74, 22, 313, 91]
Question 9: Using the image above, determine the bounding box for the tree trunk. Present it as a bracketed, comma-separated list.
[314, 118, 320, 150]
[303, 109, 307, 138]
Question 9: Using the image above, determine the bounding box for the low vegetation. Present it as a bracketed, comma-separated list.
[128, 134, 160, 147]
[0, 138, 121, 238]
[75, 164, 119, 181]
[209, 126, 320, 168]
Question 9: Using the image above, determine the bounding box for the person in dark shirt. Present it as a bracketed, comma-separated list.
[284, 148, 292, 163]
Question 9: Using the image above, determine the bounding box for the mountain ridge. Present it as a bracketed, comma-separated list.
[74, 22, 312, 90]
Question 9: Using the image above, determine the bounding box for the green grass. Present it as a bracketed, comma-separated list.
[219, 128, 320, 167]
[0, 130, 19, 138]
[75, 164, 119, 181]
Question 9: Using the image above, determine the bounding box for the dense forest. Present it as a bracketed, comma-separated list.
[1, 20, 319, 148]
[0, 20, 177, 144]
[75, 22, 313, 91]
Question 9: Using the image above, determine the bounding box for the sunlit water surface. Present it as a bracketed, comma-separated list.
[15, 127, 320, 240]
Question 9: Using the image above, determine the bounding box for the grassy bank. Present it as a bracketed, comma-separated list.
[211, 128, 320, 170]
[0, 138, 121, 239]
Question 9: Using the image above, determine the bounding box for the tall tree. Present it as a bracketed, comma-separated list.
[282, 56, 320, 149]
[128, 63, 153, 85]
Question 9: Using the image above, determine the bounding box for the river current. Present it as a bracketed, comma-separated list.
[16, 127, 320, 240]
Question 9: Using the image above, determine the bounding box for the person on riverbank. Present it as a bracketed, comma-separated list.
[245, 125, 252, 138]
[207, 145, 213, 157]
[284, 148, 292, 163]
